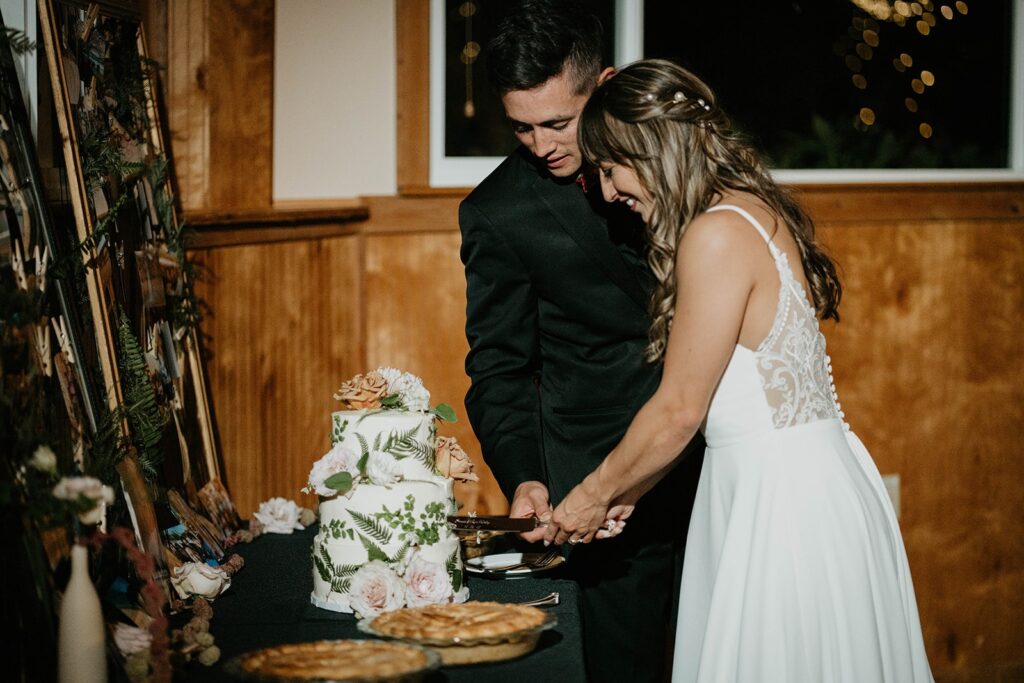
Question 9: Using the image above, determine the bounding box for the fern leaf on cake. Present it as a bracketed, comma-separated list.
[330, 577, 351, 594]
[391, 542, 411, 566]
[446, 548, 463, 593]
[332, 563, 363, 578]
[389, 431, 437, 473]
[357, 533, 391, 563]
[314, 549, 333, 583]
[355, 432, 370, 459]
[349, 510, 393, 544]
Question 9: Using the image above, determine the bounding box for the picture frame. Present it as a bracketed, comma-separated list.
[36, 0, 233, 566]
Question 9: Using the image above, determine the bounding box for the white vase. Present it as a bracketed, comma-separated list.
[58, 544, 107, 683]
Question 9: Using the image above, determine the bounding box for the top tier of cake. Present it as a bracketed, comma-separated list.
[331, 410, 444, 485]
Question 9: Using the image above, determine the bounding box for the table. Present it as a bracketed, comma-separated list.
[184, 527, 586, 682]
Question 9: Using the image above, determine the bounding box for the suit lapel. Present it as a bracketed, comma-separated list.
[531, 172, 649, 311]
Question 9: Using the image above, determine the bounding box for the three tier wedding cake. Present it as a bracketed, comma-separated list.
[305, 368, 476, 617]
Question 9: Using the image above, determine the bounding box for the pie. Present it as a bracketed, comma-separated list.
[233, 639, 434, 680]
[365, 602, 553, 665]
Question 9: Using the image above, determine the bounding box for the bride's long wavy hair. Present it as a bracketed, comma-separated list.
[579, 59, 842, 362]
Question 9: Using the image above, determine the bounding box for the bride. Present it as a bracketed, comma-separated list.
[545, 59, 933, 682]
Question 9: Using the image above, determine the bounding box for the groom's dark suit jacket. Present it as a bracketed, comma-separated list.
[460, 146, 703, 681]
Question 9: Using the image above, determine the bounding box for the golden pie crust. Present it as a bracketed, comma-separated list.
[235, 639, 432, 680]
[365, 602, 553, 665]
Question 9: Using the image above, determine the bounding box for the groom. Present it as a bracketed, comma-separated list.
[459, 1, 703, 680]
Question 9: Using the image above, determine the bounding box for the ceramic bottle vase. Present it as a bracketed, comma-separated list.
[58, 544, 107, 683]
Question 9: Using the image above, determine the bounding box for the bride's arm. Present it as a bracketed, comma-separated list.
[547, 213, 759, 544]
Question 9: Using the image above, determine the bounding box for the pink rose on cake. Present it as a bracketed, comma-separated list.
[348, 561, 406, 618]
[403, 554, 454, 607]
[434, 436, 478, 482]
[304, 442, 361, 496]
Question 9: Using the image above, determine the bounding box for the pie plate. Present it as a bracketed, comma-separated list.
[464, 551, 565, 578]
[358, 603, 558, 666]
[223, 638, 440, 682]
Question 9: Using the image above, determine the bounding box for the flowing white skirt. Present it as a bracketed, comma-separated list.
[673, 419, 933, 683]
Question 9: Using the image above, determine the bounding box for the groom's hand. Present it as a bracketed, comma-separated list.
[510, 480, 552, 543]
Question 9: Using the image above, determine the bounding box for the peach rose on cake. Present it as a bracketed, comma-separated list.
[434, 436, 478, 482]
[333, 371, 388, 409]
[403, 554, 454, 607]
[348, 561, 406, 618]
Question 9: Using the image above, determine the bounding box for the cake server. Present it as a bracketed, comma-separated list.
[447, 515, 547, 532]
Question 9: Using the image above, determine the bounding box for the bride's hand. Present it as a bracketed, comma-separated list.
[544, 477, 612, 546]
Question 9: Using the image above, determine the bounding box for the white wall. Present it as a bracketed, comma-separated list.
[274, 0, 397, 201]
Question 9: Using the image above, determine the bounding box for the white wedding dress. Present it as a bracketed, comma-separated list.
[672, 205, 933, 682]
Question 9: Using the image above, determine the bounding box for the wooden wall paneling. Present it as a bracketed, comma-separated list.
[167, 0, 210, 211]
[819, 218, 1024, 674]
[395, 0, 430, 192]
[193, 234, 363, 516]
[167, 0, 273, 212]
[363, 229, 507, 516]
[206, 0, 273, 209]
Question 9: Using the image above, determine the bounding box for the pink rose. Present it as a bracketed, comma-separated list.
[348, 561, 406, 618]
[403, 554, 453, 607]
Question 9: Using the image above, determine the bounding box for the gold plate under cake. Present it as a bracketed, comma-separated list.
[359, 601, 557, 666]
[225, 639, 439, 682]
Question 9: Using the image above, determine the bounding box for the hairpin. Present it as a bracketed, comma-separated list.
[672, 91, 686, 103]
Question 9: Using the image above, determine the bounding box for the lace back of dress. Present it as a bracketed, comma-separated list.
[706, 205, 847, 430]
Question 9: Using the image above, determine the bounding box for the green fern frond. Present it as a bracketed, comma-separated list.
[357, 533, 391, 563]
[313, 551, 332, 583]
[348, 510, 393, 544]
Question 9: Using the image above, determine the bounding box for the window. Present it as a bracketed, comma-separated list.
[429, 0, 1023, 186]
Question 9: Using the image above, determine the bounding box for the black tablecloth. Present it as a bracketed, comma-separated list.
[184, 527, 585, 682]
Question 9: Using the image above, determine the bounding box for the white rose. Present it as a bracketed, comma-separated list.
[374, 367, 431, 412]
[112, 623, 152, 656]
[29, 445, 57, 473]
[171, 562, 231, 600]
[253, 497, 304, 534]
[403, 554, 453, 607]
[348, 561, 406, 618]
[52, 476, 115, 525]
[304, 442, 360, 496]
[366, 451, 402, 486]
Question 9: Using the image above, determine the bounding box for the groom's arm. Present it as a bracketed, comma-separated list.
[460, 200, 546, 504]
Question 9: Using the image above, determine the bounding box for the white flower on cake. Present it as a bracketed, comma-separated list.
[366, 450, 402, 486]
[377, 367, 431, 412]
[304, 442, 360, 496]
[403, 554, 454, 607]
[348, 561, 406, 618]
[171, 562, 231, 600]
[253, 497, 305, 534]
[52, 476, 115, 525]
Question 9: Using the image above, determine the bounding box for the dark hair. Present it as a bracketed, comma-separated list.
[579, 59, 842, 361]
[487, 0, 603, 95]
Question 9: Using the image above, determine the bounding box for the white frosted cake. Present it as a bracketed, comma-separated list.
[305, 369, 475, 617]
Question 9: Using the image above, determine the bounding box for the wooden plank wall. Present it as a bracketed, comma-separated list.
[159, 0, 1024, 678]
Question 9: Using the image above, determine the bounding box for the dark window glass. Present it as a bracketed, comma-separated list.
[644, 1, 1013, 168]
[444, 0, 617, 157]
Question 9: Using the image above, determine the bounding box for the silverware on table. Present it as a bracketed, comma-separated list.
[485, 547, 561, 572]
[518, 591, 560, 607]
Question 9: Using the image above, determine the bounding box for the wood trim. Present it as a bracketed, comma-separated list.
[187, 203, 369, 228]
[396, 0, 430, 192]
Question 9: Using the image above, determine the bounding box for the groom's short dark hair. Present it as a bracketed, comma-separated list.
[487, 0, 604, 96]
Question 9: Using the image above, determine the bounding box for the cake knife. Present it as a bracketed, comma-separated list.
[447, 515, 548, 532]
